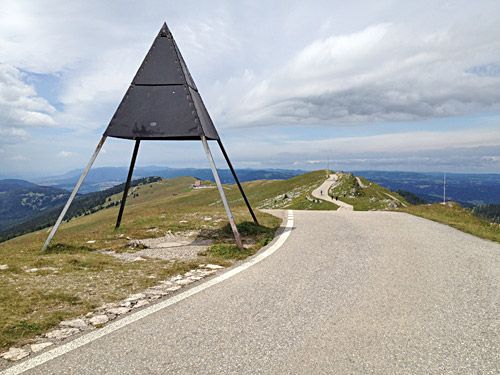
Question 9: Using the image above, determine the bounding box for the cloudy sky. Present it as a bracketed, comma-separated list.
[1, 0, 499, 178]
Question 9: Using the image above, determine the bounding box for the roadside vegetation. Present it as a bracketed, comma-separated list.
[401, 202, 500, 243]
[471, 203, 500, 223]
[396, 189, 428, 205]
[328, 172, 408, 210]
[0, 176, 283, 351]
[2, 169, 496, 353]
[240, 170, 339, 211]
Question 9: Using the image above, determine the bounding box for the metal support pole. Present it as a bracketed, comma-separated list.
[115, 139, 141, 229]
[201, 136, 243, 250]
[42, 135, 107, 251]
[217, 139, 259, 225]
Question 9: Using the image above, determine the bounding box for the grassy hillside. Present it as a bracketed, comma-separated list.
[401, 202, 500, 243]
[0, 184, 70, 231]
[0, 175, 288, 351]
[231, 169, 339, 211]
[328, 172, 408, 210]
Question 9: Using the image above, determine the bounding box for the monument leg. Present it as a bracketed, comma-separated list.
[217, 139, 259, 225]
[201, 136, 243, 250]
[42, 135, 107, 251]
[115, 139, 141, 229]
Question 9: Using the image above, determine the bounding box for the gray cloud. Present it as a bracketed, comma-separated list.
[224, 22, 500, 127]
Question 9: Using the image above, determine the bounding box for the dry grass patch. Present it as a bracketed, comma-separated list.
[0, 177, 281, 351]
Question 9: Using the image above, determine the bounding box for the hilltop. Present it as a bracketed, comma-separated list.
[1, 169, 499, 355]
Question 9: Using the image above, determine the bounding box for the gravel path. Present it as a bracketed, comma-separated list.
[14, 210, 500, 374]
[311, 174, 354, 210]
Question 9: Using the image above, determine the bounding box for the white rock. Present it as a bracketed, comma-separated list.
[25, 268, 39, 273]
[59, 319, 87, 329]
[170, 275, 183, 281]
[86, 240, 95, 244]
[133, 257, 146, 262]
[0, 264, 8, 270]
[30, 342, 53, 353]
[125, 293, 146, 302]
[1, 347, 29, 361]
[179, 220, 188, 224]
[175, 279, 193, 286]
[119, 301, 132, 307]
[133, 300, 150, 308]
[188, 276, 203, 281]
[107, 307, 130, 315]
[89, 315, 109, 326]
[45, 328, 80, 340]
[204, 264, 224, 270]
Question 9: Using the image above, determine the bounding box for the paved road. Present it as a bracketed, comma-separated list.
[12, 210, 500, 374]
[311, 174, 354, 211]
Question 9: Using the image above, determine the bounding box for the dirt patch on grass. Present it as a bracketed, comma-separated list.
[100, 232, 214, 262]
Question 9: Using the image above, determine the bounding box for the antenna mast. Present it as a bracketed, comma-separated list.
[443, 172, 446, 204]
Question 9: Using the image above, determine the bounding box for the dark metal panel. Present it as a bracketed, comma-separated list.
[189, 87, 220, 140]
[170, 30, 198, 91]
[105, 85, 202, 139]
[132, 29, 185, 86]
[132, 23, 197, 91]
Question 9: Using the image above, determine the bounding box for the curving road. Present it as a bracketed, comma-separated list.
[6, 210, 500, 374]
[311, 174, 354, 211]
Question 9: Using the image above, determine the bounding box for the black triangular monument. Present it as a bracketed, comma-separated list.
[42, 23, 257, 251]
[104, 23, 219, 141]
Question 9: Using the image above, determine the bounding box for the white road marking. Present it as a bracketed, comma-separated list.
[1, 211, 294, 375]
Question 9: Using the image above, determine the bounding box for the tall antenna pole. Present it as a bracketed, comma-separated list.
[443, 172, 446, 204]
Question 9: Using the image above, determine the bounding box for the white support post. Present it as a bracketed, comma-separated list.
[201, 136, 243, 250]
[41, 135, 107, 251]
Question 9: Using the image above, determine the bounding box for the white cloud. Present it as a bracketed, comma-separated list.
[220, 21, 500, 127]
[0, 64, 57, 131]
[0, 127, 29, 145]
[57, 151, 73, 158]
[9, 155, 28, 160]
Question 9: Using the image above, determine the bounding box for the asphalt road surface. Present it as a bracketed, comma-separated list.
[9, 210, 500, 374]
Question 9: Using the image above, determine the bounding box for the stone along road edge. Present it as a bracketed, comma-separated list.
[0, 212, 295, 375]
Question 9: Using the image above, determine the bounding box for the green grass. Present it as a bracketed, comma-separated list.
[236, 170, 339, 211]
[0, 176, 282, 350]
[401, 202, 500, 243]
[329, 173, 408, 210]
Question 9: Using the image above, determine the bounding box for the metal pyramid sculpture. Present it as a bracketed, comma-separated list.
[104, 23, 219, 141]
[42, 23, 257, 251]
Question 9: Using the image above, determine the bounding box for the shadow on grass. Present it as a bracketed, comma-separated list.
[43, 243, 94, 254]
[196, 221, 292, 260]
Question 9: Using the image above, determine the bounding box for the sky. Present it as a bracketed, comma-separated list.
[0, 0, 499, 179]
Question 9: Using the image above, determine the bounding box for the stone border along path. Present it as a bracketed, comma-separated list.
[311, 174, 354, 211]
[0, 265, 223, 363]
[0, 210, 294, 373]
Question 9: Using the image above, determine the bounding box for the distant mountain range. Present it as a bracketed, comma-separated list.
[0, 179, 71, 231]
[33, 166, 305, 194]
[0, 168, 304, 233]
[354, 171, 500, 206]
[1, 168, 498, 236]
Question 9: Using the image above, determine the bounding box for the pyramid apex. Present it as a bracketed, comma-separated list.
[159, 22, 170, 37]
